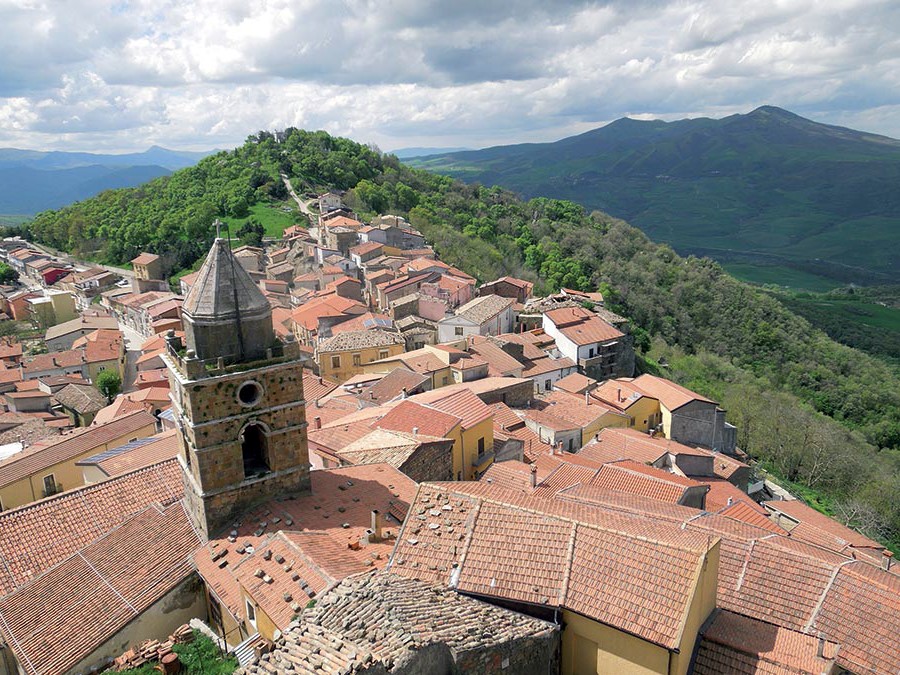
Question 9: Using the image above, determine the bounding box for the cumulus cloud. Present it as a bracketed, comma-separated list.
[0, 0, 898, 151]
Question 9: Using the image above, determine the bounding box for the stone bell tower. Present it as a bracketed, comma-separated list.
[163, 230, 309, 539]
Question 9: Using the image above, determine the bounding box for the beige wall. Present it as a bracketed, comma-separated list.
[0, 420, 157, 510]
[66, 575, 205, 675]
[625, 397, 662, 433]
[581, 410, 630, 446]
[320, 343, 405, 383]
[670, 541, 719, 675]
[240, 588, 281, 641]
[561, 610, 670, 675]
[460, 417, 494, 481]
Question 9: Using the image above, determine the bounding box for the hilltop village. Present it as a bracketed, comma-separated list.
[0, 193, 895, 675]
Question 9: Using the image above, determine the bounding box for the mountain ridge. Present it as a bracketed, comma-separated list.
[409, 106, 900, 278]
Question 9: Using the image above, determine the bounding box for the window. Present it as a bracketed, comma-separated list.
[237, 381, 264, 407]
[442, 376, 449, 386]
[378, 349, 389, 359]
[477, 437, 485, 455]
[454, 326, 464, 336]
[544, 379, 552, 391]
[352, 353, 361, 367]
[241, 424, 270, 478]
[588, 347, 595, 358]
[568, 438, 574, 451]
[42, 474, 57, 497]
[331, 355, 341, 369]
[245, 599, 257, 628]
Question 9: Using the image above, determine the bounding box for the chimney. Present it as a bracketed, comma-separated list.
[401, 387, 408, 398]
[726, 497, 733, 506]
[883, 550, 894, 572]
[412, 426, 419, 435]
[556, 441, 563, 455]
[617, 387, 622, 402]
[318, 377, 323, 384]
[313, 416, 321, 430]
[529, 464, 537, 489]
[370, 510, 383, 541]
[585, 390, 590, 406]
[816, 636, 825, 659]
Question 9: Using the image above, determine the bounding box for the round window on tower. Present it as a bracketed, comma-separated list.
[236, 380, 264, 407]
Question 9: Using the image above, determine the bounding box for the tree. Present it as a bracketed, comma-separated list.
[236, 218, 265, 247]
[0, 262, 18, 284]
[95, 370, 121, 403]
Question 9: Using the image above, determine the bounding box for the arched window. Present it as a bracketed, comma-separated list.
[241, 423, 270, 477]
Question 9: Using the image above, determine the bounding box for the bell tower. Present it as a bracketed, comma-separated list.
[164, 231, 309, 539]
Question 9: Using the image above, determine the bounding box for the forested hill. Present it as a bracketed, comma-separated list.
[25, 128, 900, 547]
[409, 106, 900, 280]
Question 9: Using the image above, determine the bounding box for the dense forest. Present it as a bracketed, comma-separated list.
[26, 128, 900, 549]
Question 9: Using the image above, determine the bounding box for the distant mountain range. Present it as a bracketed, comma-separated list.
[0, 146, 215, 219]
[409, 107, 900, 279]
[391, 146, 472, 159]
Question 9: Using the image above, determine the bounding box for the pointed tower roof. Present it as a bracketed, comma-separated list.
[183, 238, 271, 320]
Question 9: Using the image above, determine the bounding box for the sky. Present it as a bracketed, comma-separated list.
[1, 0, 899, 154]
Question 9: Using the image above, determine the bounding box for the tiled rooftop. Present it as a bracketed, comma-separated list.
[76, 429, 180, 478]
[316, 329, 404, 353]
[0, 459, 182, 595]
[0, 501, 201, 675]
[241, 572, 557, 675]
[694, 609, 839, 675]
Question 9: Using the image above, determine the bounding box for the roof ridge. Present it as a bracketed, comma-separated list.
[803, 558, 855, 634]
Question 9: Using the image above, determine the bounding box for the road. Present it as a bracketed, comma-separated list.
[28, 241, 135, 280]
[281, 173, 316, 224]
[118, 321, 145, 393]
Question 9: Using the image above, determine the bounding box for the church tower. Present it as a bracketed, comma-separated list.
[163, 231, 309, 539]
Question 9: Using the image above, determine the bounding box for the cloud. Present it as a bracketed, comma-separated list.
[0, 0, 898, 151]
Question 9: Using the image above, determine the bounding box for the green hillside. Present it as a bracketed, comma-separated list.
[410, 106, 900, 283]
[22, 128, 900, 548]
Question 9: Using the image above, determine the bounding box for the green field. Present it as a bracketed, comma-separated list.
[223, 202, 300, 238]
[0, 215, 29, 227]
[776, 292, 900, 361]
[723, 263, 843, 292]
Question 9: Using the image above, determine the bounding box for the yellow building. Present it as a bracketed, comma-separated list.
[26, 290, 77, 329]
[363, 344, 454, 389]
[0, 409, 157, 510]
[402, 387, 495, 480]
[316, 329, 406, 383]
[592, 379, 661, 432]
[131, 252, 163, 281]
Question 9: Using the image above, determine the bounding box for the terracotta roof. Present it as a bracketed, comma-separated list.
[587, 460, 707, 504]
[0, 501, 200, 675]
[349, 241, 383, 256]
[291, 295, 366, 332]
[242, 572, 556, 675]
[694, 609, 839, 675]
[466, 337, 524, 376]
[554, 372, 597, 395]
[41, 318, 117, 344]
[0, 410, 156, 489]
[630, 373, 715, 410]
[377, 400, 460, 438]
[763, 499, 884, 553]
[390, 481, 714, 649]
[410, 387, 493, 430]
[580, 427, 670, 465]
[301, 370, 339, 402]
[130, 252, 160, 265]
[704, 477, 766, 514]
[544, 306, 624, 345]
[0, 459, 182, 595]
[364, 367, 429, 404]
[489, 402, 544, 458]
[717, 501, 787, 535]
[193, 464, 417, 621]
[76, 430, 180, 478]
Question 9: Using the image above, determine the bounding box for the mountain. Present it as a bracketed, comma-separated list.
[0, 145, 213, 171]
[0, 145, 215, 218]
[409, 106, 900, 280]
[390, 146, 473, 159]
